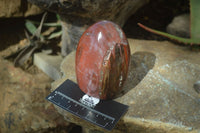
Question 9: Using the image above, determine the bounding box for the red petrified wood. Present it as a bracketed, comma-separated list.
[76, 20, 130, 100]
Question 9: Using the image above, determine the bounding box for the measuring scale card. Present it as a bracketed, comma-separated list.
[46, 79, 128, 131]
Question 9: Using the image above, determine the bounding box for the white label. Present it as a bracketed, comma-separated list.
[80, 94, 100, 108]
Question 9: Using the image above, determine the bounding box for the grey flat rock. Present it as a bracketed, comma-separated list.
[52, 39, 200, 133]
[34, 52, 63, 80]
[166, 14, 190, 38]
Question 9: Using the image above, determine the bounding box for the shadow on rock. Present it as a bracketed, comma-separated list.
[122, 51, 156, 95]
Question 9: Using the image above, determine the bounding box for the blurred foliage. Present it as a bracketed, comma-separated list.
[138, 0, 200, 45]
[25, 14, 62, 40]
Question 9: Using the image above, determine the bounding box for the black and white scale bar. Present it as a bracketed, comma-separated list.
[46, 79, 128, 131]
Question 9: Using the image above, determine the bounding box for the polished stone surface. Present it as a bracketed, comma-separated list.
[76, 21, 130, 100]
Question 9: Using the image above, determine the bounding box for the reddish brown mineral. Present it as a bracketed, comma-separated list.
[76, 20, 130, 100]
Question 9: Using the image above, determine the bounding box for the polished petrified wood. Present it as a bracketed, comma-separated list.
[76, 20, 130, 100]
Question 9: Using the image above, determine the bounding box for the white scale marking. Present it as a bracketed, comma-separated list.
[67, 105, 71, 109]
[47, 91, 117, 129]
[104, 123, 109, 127]
[55, 91, 115, 122]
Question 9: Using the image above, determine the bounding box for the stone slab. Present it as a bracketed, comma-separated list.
[34, 52, 63, 80]
[0, 0, 42, 17]
[166, 14, 190, 38]
[52, 39, 200, 133]
[0, 58, 71, 133]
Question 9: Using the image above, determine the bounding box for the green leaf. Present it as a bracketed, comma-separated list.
[190, 0, 200, 39]
[25, 20, 37, 35]
[48, 30, 62, 39]
[138, 0, 200, 45]
[138, 23, 200, 45]
[43, 22, 61, 27]
[26, 19, 61, 27]
[56, 14, 61, 20]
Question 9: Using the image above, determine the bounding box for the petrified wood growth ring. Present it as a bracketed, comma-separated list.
[76, 20, 130, 100]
